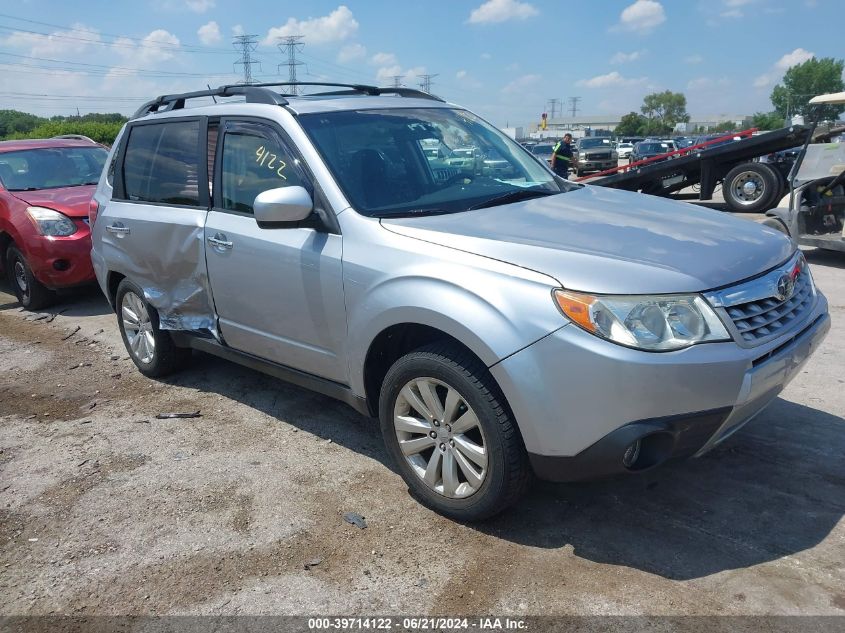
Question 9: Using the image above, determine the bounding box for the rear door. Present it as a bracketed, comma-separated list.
[203, 118, 348, 384]
[103, 117, 214, 330]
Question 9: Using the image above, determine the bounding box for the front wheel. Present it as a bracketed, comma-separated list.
[115, 279, 191, 377]
[723, 163, 779, 213]
[5, 246, 55, 310]
[379, 343, 530, 521]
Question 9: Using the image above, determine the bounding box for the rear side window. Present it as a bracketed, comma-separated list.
[121, 121, 201, 205]
[219, 126, 306, 214]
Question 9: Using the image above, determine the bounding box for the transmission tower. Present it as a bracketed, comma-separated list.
[546, 98, 561, 119]
[277, 35, 305, 94]
[232, 34, 260, 85]
[418, 74, 438, 94]
[391, 75, 404, 88]
[568, 96, 581, 118]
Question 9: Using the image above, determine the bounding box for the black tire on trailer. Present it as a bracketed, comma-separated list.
[723, 163, 779, 213]
[757, 163, 786, 209]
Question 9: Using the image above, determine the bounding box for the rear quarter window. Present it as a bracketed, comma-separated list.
[120, 121, 201, 205]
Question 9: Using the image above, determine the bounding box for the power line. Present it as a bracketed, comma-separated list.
[418, 73, 438, 94]
[567, 96, 581, 118]
[232, 34, 260, 85]
[277, 35, 304, 95]
[546, 98, 561, 119]
[391, 75, 404, 88]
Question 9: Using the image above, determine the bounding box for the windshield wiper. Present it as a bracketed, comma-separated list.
[9, 187, 38, 192]
[468, 189, 554, 211]
[373, 208, 457, 218]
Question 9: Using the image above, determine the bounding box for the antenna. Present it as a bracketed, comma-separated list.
[232, 34, 260, 85]
[277, 35, 305, 95]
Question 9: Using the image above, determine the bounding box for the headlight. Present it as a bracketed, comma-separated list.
[554, 290, 730, 351]
[25, 206, 77, 237]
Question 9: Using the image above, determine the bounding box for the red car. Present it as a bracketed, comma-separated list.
[0, 138, 108, 309]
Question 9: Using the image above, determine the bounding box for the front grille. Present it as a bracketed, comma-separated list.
[587, 152, 611, 161]
[725, 270, 813, 343]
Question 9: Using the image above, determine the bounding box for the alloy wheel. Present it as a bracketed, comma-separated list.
[13, 260, 29, 302]
[121, 291, 155, 364]
[731, 170, 766, 206]
[393, 377, 488, 499]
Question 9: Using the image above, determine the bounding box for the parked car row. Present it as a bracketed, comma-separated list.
[0, 83, 831, 522]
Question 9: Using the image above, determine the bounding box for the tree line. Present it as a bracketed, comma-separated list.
[615, 56, 843, 137]
[0, 111, 127, 145]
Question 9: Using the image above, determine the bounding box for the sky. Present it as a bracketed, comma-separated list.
[0, 0, 840, 126]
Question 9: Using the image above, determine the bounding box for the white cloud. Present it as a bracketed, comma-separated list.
[480, 52, 492, 60]
[337, 43, 366, 63]
[754, 48, 815, 89]
[577, 71, 647, 88]
[263, 5, 358, 45]
[370, 52, 398, 66]
[375, 64, 426, 86]
[610, 50, 643, 64]
[197, 21, 221, 45]
[113, 29, 180, 65]
[687, 76, 731, 90]
[684, 54, 704, 64]
[468, 0, 538, 24]
[232, 24, 244, 36]
[1, 22, 102, 57]
[720, 9, 743, 18]
[456, 70, 468, 80]
[185, 0, 214, 13]
[614, 0, 666, 33]
[502, 74, 540, 94]
[775, 47, 814, 70]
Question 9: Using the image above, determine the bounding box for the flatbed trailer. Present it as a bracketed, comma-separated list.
[582, 125, 812, 213]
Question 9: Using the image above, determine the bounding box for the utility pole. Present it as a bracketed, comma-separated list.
[568, 96, 581, 118]
[418, 74, 438, 94]
[232, 34, 260, 85]
[277, 35, 305, 95]
[546, 98, 561, 119]
[391, 75, 404, 88]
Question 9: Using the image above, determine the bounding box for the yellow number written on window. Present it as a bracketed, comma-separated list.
[255, 145, 287, 180]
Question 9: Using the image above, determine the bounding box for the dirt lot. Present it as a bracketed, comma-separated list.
[0, 246, 843, 618]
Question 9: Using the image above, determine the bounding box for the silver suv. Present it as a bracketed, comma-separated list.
[91, 83, 830, 520]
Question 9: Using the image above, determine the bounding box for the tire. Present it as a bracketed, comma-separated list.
[115, 279, 191, 378]
[723, 163, 779, 213]
[762, 217, 791, 236]
[5, 246, 56, 310]
[379, 343, 530, 521]
[757, 163, 785, 209]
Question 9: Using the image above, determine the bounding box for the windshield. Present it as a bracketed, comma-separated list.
[637, 143, 670, 153]
[0, 146, 107, 191]
[300, 108, 566, 217]
[531, 145, 554, 156]
[579, 138, 611, 149]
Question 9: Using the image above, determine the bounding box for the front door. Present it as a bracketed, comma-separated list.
[203, 119, 348, 384]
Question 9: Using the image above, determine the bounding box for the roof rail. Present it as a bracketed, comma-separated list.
[132, 81, 446, 119]
[132, 85, 289, 119]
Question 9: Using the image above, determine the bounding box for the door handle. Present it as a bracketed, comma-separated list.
[106, 224, 130, 236]
[207, 234, 233, 250]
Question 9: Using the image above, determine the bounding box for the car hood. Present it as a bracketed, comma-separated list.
[11, 185, 95, 218]
[380, 186, 794, 294]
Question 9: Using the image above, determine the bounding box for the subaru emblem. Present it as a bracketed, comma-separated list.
[775, 274, 794, 301]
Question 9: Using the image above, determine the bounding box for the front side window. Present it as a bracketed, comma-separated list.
[122, 121, 200, 205]
[300, 107, 569, 217]
[219, 126, 306, 214]
[0, 146, 107, 191]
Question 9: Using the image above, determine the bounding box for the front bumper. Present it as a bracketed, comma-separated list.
[22, 219, 95, 289]
[577, 159, 616, 172]
[490, 292, 830, 482]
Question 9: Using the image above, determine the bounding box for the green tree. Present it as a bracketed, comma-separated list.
[712, 121, 735, 133]
[751, 111, 785, 131]
[640, 90, 690, 131]
[0, 110, 46, 138]
[770, 57, 844, 121]
[615, 111, 648, 136]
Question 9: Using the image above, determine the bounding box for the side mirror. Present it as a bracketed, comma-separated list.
[253, 186, 313, 225]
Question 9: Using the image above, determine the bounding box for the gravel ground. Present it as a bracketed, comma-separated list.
[0, 243, 843, 618]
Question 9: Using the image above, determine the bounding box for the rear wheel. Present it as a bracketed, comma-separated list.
[115, 279, 191, 377]
[5, 246, 55, 310]
[723, 163, 779, 213]
[379, 343, 530, 521]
